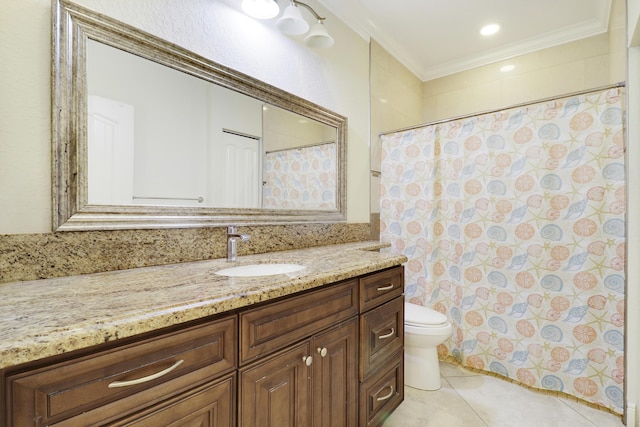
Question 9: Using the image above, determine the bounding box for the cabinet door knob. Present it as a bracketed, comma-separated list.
[317, 347, 328, 357]
[376, 385, 395, 402]
[302, 356, 313, 366]
[378, 328, 395, 340]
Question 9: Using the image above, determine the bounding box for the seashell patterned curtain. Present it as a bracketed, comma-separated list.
[263, 142, 337, 209]
[380, 87, 625, 414]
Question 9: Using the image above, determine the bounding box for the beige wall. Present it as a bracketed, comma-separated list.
[369, 39, 424, 237]
[370, 39, 425, 144]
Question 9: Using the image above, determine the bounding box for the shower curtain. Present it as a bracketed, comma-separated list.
[263, 142, 337, 209]
[380, 87, 625, 414]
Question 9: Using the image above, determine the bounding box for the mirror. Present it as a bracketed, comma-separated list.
[52, 0, 347, 231]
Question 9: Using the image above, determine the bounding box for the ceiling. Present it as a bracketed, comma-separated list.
[318, 0, 612, 81]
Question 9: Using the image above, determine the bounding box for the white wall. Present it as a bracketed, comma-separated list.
[88, 39, 210, 205]
[0, 0, 370, 234]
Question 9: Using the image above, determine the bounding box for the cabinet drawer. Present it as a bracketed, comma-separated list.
[8, 315, 236, 427]
[359, 352, 404, 427]
[240, 279, 358, 364]
[360, 296, 404, 380]
[359, 266, 404, 312]
[106, 373, 236, 427]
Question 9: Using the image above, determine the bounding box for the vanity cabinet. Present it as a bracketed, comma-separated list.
[238, 280, 359, 427]
[358, 267, 405, 427]
[4, 264, 404, 427]
[5, 315, 237, 427]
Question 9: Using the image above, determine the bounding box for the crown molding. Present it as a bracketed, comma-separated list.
[318, 0, 611, 82]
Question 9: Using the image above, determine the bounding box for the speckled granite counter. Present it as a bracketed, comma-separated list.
[0, 241, 406, 370]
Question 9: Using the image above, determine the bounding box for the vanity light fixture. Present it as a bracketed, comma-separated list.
[241, 0, 280, 19]
[243, 0, 334, 48]
[277, 0, 309, 34]
[280, 1, 333, 48]
[304, 18, 334, 49]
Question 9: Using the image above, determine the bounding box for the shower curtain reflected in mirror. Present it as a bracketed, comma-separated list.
[380, 87, 625, 414]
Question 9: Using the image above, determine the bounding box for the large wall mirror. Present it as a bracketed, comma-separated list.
[52, 0, 347, 231]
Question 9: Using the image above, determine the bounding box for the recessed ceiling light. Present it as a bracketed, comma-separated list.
[500, 64, 515, 72]
[480, 23, 500, 36]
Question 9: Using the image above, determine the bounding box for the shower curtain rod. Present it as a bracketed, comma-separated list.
[378, 81, 626, 137]
[265, 140, 335, 154]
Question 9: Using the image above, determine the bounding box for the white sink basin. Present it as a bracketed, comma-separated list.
[214, 263, 306, 277]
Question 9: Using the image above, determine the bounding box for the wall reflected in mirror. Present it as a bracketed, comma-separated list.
[86, 40, 337, 211]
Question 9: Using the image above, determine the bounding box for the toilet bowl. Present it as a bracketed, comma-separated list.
[404, 302, 453, 390]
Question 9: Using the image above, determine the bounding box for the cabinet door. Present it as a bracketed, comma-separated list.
[239, 341, 312, 427]
[312, 319, 358, 427]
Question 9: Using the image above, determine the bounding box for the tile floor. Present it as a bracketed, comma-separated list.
[383, 362, 626, 427]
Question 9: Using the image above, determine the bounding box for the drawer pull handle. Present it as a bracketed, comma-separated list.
[303, 356, 313, 366]
[108, 359, 184, 388]
[377, 284, 394, 291]
[378, 328, 395, 340]
[376, 385, 394, 401]
[317, 347, 328, 357]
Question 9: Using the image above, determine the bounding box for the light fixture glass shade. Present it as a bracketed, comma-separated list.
[304, 21, 334, 48]
[277, 4, 309, 35]
[241, 0, 280, 19]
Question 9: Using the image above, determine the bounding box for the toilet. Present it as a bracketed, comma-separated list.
[404, 302, 453, 390]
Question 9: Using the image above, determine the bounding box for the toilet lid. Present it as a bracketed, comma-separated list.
[404, 302, 449, 326]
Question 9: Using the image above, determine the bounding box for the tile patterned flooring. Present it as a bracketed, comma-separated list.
[383, 362, 626, 427]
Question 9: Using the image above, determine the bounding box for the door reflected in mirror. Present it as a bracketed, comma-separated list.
[86, 39, 337, 211]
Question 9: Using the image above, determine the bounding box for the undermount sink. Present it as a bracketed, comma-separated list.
[214, 263, 306, 277]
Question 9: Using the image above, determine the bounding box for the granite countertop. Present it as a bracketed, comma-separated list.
[0, 241, 406, 370]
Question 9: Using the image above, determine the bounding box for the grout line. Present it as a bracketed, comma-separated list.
[556, 398, 601, 426]
[440, 376, 491, 426]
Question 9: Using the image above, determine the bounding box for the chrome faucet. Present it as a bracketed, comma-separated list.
[226, 225, 250, 262]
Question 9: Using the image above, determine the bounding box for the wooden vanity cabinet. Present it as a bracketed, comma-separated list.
[358, 267, 405, 427]
[239, 320, 358, 427]
[5, 315, 237, 427]
[4, 264, 405, 427]
[238, 280, 359, 427]
[239, 266, 405, 427]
